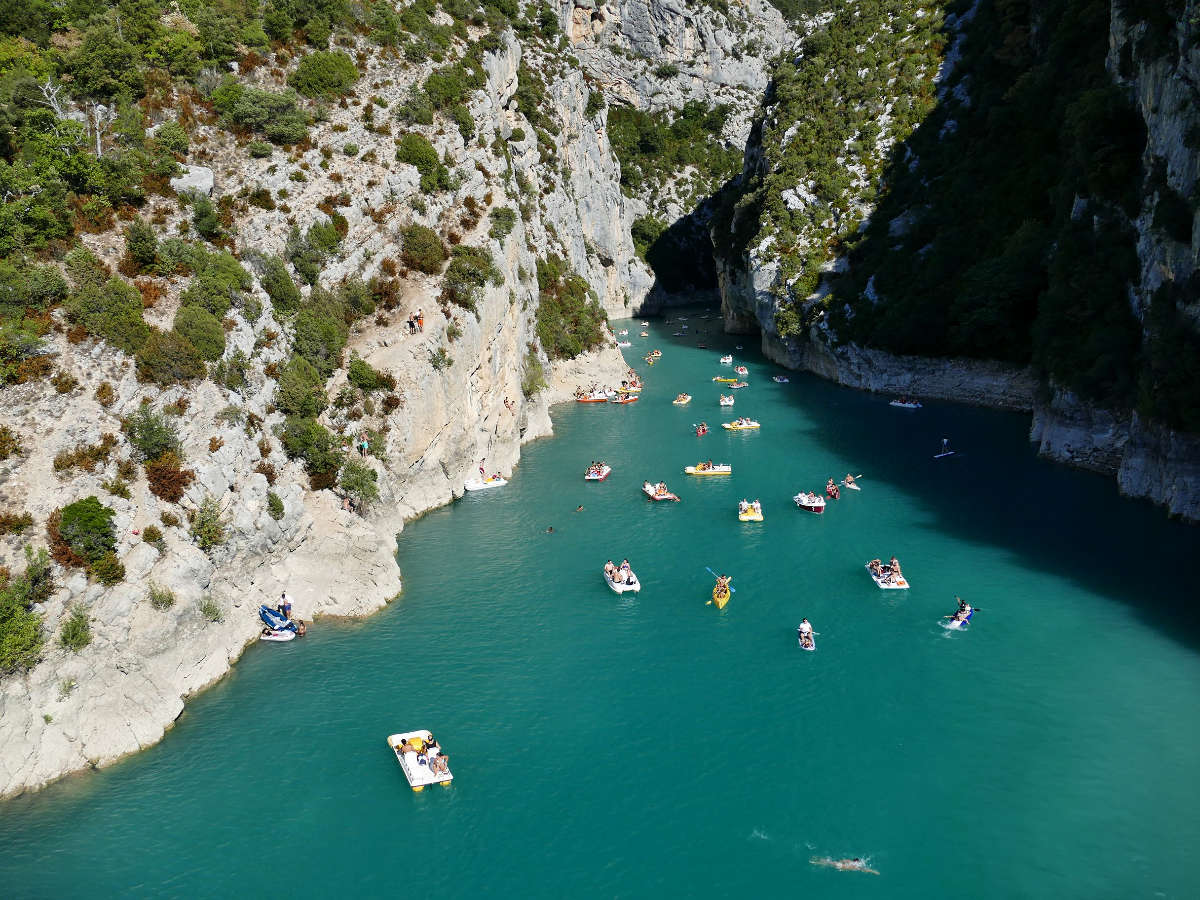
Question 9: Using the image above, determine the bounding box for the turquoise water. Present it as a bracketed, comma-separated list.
[3, 310, 1199, 897]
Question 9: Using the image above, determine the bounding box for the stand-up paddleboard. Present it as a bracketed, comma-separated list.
[934, 439, 955, 459]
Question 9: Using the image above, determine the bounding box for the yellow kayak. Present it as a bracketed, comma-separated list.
[711, 585, 730, 609]
[712, 377, 737, 383]
[722, 421, 761, 430]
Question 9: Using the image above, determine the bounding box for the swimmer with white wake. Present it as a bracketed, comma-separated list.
[810, 856, 879, 875]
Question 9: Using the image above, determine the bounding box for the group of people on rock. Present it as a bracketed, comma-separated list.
[604, 559, 636, 585]
[867, 556, 903, 584]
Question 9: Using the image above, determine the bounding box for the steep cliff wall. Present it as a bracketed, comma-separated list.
[0, 22, 635, 798]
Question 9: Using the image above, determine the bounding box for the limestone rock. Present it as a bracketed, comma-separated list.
[169, 165, 215, 197]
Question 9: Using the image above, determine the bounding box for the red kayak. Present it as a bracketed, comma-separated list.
[696, 425, 709, 436]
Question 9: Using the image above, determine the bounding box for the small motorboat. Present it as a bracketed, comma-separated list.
[696, 424, 709, 436]
[865, 561, 909, 589]
[773, 375, 790, 383]
[604, 565, 641, 594]
[584, 464, 611, 481]
[942, 606, 974, 629]
[722, 419, 760, 430]
[685, 462, 731, 475]
[793, 491, 826, 513]
[729, 381, 749, 389]
[642, 481, 680, 501]
[713, 376, 737, 383]
[617, 329, 629, 336]
[734, 366, 748, 376]
[464, 475, 507, 491]
[890, 398, 922, 409]
[616, 341, 631, 348]
[612, 394, 639, 404]
[737, 501, 763, 522]
[259, 628, 295, 642]
[640, 321, 650, 327]
[719, 355, 733, 365]
[673, 394, 692, 405]
[386, 730, 453, 791]
[719, 395, 735, 407]
[576, 392, 609, 403]
[649, 350, 662, 358]
[640, 331, 649, 337]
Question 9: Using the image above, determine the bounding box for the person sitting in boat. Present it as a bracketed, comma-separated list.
[714, 574, 732, 596]
[605, 560, 616, 580]
[798, 618, 813, 647]
[889, 556, 901, 575]
[753, 499, 761, 513]
[868, 558, 883, 576]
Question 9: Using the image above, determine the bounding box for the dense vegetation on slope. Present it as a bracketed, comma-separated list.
[824, 0, 1195, 421]
[722, 0, 1197, 428]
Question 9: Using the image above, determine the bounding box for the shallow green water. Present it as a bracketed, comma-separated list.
[3, 310, 1199, 898]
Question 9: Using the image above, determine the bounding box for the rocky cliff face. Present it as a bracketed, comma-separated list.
[0, 24, 637, 798]
[714, 2, 1200, 522]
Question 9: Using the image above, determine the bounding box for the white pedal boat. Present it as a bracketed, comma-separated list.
[386, 730, 453, 791]
[719, 355, 733, 365]
[734, 366, 748, 376]
[773, 375, 789, 383]
[465, 476, 508, 491]
[259, 628, 295, 642]
[722, 419, 760, 430]
[866, 564, 909, 589]
[616, 341, 632, 348]
[617, 329, 629, 336]
[584, 464, 611, 481]
[604, 567, 641, 593]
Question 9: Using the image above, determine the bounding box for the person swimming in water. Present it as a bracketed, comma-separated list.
[810, 856, 879, 874]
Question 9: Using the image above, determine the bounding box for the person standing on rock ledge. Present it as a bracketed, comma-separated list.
[417, 308, 424, 332]
[278, 592, 292, 620]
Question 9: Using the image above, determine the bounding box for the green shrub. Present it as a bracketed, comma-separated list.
[56, 496, 117, 565]
[440, 245, 501, 316]
[190, 493, 227, 553]
[65, 278, 150, 355]
[147, 582, 176, 610]
[535, 254, 608, 359]
[280, 416, 341, 488]
[488, 206, 517, 241]
[156, 119, 190, 156]
[259, 255, 302, 313]
[289, 51, 359, 98]
[136, 329, 206, 384]
[248, 140, 273, 158]
[212, 77, 309, 144]
[0, 511, 34, 535]
[123, 403, 181, 461]
[173, 306, 226, 360]
[267, 491, 285, 521]
[521, 348, 546, 398]
[293, 288, 349, 376]
[400, 224, 448, 274]
[90, 551, 125, 585]
[347, 355, 395, 392]
[654, 63, 680, 79]
[124, 220, 159, 271]
[339, 459, 379, 509]
[276, 354, 328, 417]
[179, 249, 253, 317]
[59, 605, 92, 653]
[142, 524, 164, 546]
[343, 143, 359, 156]
[429, 346, 452, 370]
[191, 195, 222, 241]
[199, 595, 224, 622]
[448, 104, 474, 141]
[585, 91, 605, 118]
[395, 133, 451, 193]
[0, 547, 53, 672]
